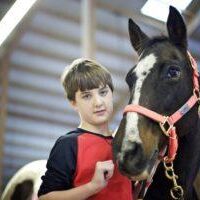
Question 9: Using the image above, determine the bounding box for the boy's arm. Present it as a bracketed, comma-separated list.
[38, 134, 77, 197]
[39, 160, 114, 200]
[38, 182, 97, 200]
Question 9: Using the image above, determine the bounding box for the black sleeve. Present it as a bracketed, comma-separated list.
[38, 134, 77, 196]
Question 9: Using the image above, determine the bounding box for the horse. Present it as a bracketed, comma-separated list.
[1, 160, 46, 200]
[112, 6, 200, 200]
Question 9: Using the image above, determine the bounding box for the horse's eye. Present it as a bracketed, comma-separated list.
[167, 66, 181, 79]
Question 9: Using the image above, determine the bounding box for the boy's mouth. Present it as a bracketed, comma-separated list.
[94, 109, 106, 115]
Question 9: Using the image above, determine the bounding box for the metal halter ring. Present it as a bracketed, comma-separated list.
[159, 116, 173, 137]
[170, 186, 184, 200]
[163, 159, 174, 171]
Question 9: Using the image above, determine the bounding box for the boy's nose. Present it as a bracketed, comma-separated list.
[93, 95, 103, 106]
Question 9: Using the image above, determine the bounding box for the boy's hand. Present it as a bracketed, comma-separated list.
[88, 160, 114, 193]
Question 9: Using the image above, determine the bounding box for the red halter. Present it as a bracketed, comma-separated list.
[123, 52, 199, 163]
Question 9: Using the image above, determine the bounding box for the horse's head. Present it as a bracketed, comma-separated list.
[113, 6, 199, 181]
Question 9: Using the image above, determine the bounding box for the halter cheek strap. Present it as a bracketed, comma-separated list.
[123, 52, 199, 163]
[188, 51, 199, 92]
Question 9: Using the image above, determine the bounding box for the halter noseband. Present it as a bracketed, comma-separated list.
[123, 51, 199, 163]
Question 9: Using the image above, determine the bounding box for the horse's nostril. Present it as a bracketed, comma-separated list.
[117, 142, 146, 176]
[130, 142, 139, 155]
[124, 141, 140, 157]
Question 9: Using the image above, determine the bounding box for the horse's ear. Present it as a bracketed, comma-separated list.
[167, 6, 187, 50]
[128, 18, 149, 55]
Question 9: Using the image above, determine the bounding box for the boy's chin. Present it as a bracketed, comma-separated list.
[93, 117, 109, 125]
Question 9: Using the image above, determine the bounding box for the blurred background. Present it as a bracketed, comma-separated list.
[0, 0, 199, 193]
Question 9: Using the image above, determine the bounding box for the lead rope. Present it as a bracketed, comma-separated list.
[135, 147, 167, 199]
[135, 151, 184, 200]
[161, 127, 184, 200]
[163, 159, 184, 200]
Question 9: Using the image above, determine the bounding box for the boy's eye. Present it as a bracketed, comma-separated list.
[82, 94, 91, 99]
[100, 89, 108, 96]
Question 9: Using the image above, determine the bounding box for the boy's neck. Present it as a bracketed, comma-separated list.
[78, 122, 112, 137]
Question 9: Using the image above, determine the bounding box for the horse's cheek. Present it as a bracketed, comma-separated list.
[138, 122, 159, 158]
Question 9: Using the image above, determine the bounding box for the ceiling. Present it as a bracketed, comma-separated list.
[0, 0, 15, 20]
[97, 0, 200, 52]
[0, 0, 199, 56]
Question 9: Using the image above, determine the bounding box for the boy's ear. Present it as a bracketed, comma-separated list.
[70, 100, 78, 111]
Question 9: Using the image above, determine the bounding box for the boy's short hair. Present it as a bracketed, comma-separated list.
[61, 58, 114, 101]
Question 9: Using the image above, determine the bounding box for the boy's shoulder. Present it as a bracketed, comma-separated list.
[55, 128, 84, 144]
[50, 129, 84, 153]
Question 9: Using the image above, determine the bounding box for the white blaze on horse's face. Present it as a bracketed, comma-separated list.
[123, 54, 157, 151]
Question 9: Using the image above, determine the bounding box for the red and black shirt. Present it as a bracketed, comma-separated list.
[38, 128, 133, 200]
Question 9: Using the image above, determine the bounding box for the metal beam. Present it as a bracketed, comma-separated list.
[0, 54, 9, 193]
[81, 0, 96, 59]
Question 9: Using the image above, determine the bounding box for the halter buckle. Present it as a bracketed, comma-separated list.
[159, 116, 173, 137]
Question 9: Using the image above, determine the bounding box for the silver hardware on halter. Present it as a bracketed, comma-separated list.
[159, 116, 173, 137]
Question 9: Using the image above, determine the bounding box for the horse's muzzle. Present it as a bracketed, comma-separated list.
[115, 142, 149, 180]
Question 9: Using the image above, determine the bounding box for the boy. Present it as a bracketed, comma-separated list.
[38, 58, 133, 200]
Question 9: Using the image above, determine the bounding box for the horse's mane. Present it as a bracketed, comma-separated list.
[145, 36, 168, 46]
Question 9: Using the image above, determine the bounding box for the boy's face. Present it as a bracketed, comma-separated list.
[71, 85, 113, 127]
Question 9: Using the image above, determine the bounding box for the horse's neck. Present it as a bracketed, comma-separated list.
[145, 118, 200, 200]
[175, 118, 200, 191]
